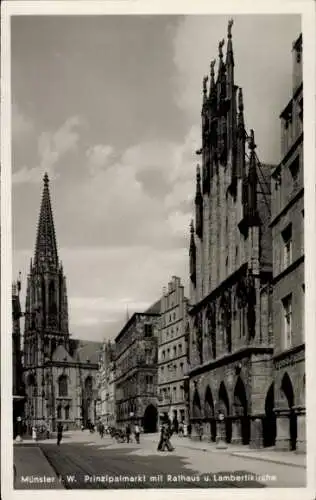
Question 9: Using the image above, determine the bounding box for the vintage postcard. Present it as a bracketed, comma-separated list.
[1, 1, 316, 500]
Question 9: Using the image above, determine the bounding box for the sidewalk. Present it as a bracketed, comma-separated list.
[142, 434, 306, 469]
[14, 444, 64, 489]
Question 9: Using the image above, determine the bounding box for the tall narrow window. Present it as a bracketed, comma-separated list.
[289, 156, 300, 182]
[57, 405, 62, 419]
[282, 294, 292, 350]
[65, 405, 70, 420]
[282, 224, 292, 270]
[58, 374, 68, 397]
[144, 324, 153, 337]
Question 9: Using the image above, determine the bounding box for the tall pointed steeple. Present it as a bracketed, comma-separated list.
[226, 19, 236, 159]
[226, 19, 234, 67]
[24, 172, 69, 370]
[189, 220, 196, 286]
[34, 173, 58, 271]
[237, 87, 246, 179]
[247, 129, 258, 222]
[195, 164, 203, 239]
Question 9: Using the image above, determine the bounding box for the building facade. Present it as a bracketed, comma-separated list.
[271, 33, 305, 451]
[188, 21, 274, 447]
[97, 340, 116, 427]
[22, 174, 102, 432]
[12, 280, 26, 437]
[115, 310, 160, 432]
[158, 276, 189, 426]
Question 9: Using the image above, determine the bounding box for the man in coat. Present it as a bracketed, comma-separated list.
[57, 422, 63, 446]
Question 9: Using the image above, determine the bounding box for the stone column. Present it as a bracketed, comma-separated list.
[231, 418, 242, 444]
[295, 408, 306, 452]
[250, 417, 263, 449]
[275, 409, 290, 450]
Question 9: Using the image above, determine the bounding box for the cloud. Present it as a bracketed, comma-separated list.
[13, 245, 189, 341]
[59, 128, 198, 250]
[12, 101, 33, 140]
[86, 144, 114, 175]
[12, 116, 84, 184]
[172, 15, 301, 163]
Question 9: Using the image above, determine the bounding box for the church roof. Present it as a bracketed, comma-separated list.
[69, 339, 103, 365]
[34, 173, 58, 270]
[52, 344, 75, 363]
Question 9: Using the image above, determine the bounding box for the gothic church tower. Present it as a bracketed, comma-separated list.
[23, 173, 70, 427]
[23, 173, 69, 367]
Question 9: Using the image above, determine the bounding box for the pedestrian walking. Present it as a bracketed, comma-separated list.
[32, 426, 37, 442]
[157, 422, 174, 452]
[134, 424, 140, 444]
[57, 422, 63, 446]
[178, 421, 184, 437]
[126, 424, 131, 443]
[187, 423, 192, 437]
[172, 416, 179, 434]
[198, 422, 203, 441]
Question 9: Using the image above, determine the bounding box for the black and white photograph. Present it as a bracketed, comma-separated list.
[1, 1, 316, 498]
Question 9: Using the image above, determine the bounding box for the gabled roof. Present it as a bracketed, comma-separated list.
[52, 344, 75, 363]
[69, 339, 103, 365]
[145, 299, 161, 315]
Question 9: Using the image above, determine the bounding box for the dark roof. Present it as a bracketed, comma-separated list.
[69, 339, 103, 365]
[52, 344, 74, 363]
[145, 299, 161, 315]
[115, 307, 160, 344]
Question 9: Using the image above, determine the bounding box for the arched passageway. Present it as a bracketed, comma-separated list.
[263, 383, 276, 447]
[205, 386, 216, 442]
[281, 373, 297, 451]
[218, 382, 232, 443]
[233, 377, 250, 445]
[192, 388, 202, 419]
[143, 404, 158, 433]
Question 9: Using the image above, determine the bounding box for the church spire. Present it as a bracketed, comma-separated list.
[226, 18, 234, 67]
[34, 173, 58, 271]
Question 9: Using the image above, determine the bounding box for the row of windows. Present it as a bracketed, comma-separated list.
[160, 362, 185, 379]
[161, 343, 183, 361]
[57, 404, 70, 420]
[159, 385, 185, 403]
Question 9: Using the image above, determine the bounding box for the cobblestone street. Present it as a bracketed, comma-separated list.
[14, 431, 306, 489]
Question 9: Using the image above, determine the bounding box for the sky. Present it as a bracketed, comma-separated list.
[11, 14, 301, 342]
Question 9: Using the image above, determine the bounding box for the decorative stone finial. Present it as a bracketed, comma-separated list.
[238, 87, 244, 112]
[219, 39, 225, 58]
[228, 19, 234, 38]
[248, 129, 257, 151]
[210, 59, 216, 78]
[203, 75, 208, 95]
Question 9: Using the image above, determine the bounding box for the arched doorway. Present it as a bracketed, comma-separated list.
[205, 386, 216, 442]
[143, 404, 158, 433]
[233, 377, 250, 445]
[192, 388, 202, 419]
[263, 383, 276, 447]
[218, 382, 232, 443]
[281, 373, 297, 451]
